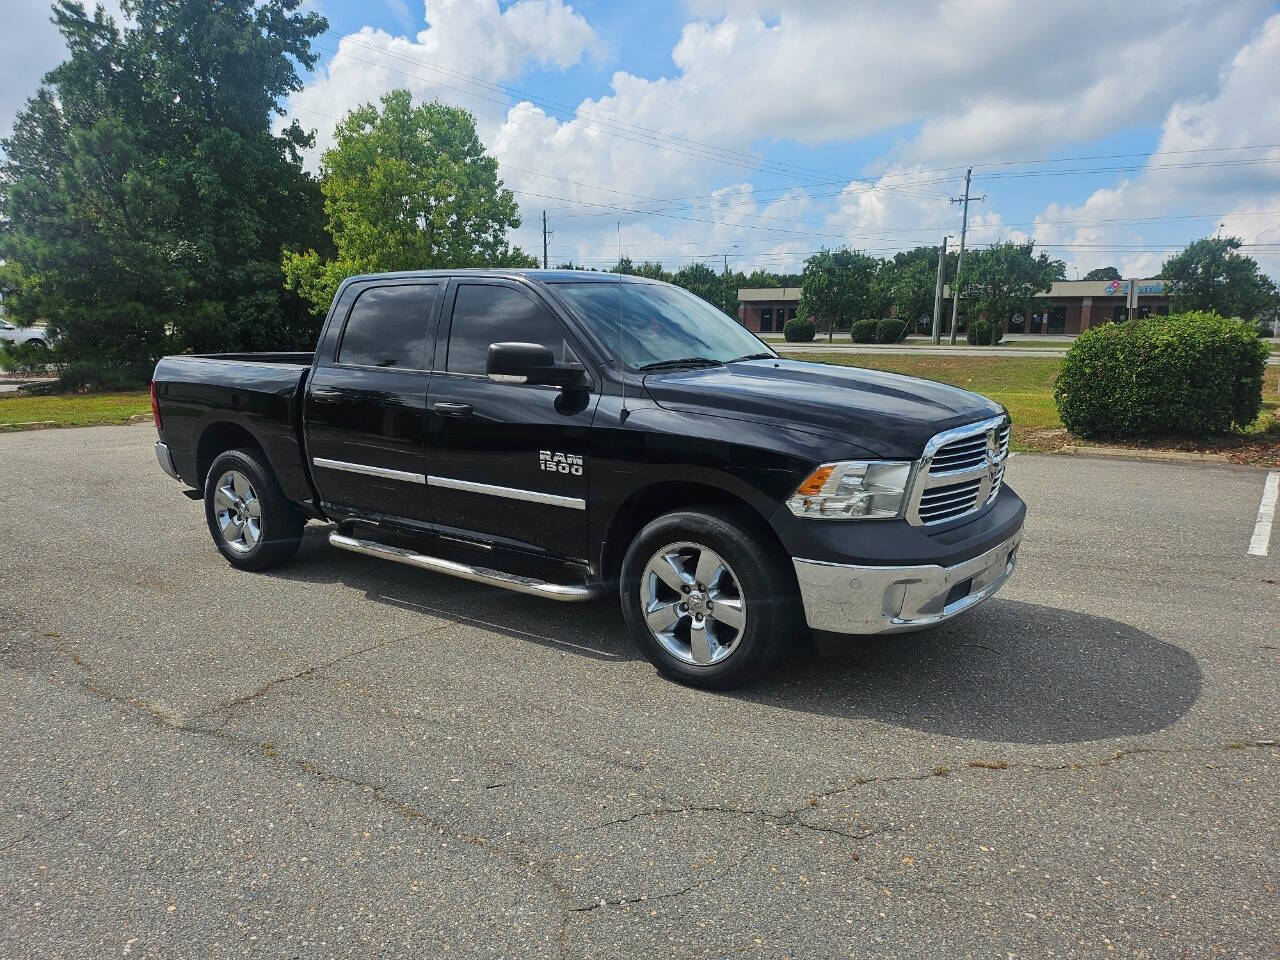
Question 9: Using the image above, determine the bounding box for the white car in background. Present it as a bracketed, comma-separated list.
[0, 318, 50, 349]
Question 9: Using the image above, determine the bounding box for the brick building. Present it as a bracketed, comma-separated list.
[738, 279, 1172, 335]
[737, 287, 802, 333]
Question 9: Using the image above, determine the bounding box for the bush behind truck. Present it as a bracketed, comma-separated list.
[1054, 310, 1268, 441]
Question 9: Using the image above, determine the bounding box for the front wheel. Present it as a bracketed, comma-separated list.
[619, 507, 798, 689]
[203, 447, 304, 571]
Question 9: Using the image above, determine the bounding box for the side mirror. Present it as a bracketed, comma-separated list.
[486, 342, 584, 387]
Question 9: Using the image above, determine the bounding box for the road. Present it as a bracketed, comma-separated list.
[1, 423, 1277, 958]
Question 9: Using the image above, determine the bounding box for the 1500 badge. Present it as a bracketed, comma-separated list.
[539, 450, 584, 476]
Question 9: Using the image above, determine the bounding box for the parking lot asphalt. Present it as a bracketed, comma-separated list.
[1, 423, 1277, 958]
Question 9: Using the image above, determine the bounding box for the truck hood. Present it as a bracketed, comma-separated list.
[643, 358, 1005, 460]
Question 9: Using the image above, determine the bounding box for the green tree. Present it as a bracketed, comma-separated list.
[671, 261, 723, 307]
[798, 248, 881, 342]
[284, 89, 536, 313]
[887, 257, 936, 331]
[1161, 236, 1278, 321]
[1, 0, 328, 383]
[632, 261, 671, 281]
[962, 241, 1064, 340]
[1084, 266, 1122, 281]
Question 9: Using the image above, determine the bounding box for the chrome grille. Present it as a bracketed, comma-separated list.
[917, 478, 984, 523]
[907, 415, 1010, 526]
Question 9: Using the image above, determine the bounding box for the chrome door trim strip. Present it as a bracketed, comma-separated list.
[427, 475, 586, 510]
[312, 457, 426, 484]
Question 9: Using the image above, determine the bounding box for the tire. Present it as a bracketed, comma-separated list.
[619, 506, 799, 689]
[203, 447, 304, 571]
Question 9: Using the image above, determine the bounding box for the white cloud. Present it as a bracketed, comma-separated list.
[287, 0, 601, 155]
[288, 0, 1280, 279]
[1025, 14, 1280, 280]
[0, 0, 123, 142]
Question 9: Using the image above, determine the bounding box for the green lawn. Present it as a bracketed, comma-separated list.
[782, 350, 1280, 459]
[0, 390, 151, 429]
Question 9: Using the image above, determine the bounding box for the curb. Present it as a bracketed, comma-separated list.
[0, 420, 58, 432]
[1060, 445, 1234, 464]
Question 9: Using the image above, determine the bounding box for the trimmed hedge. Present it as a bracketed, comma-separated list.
[875, 317, 907, 344]
[966, 317, 1003, 346]
[1054, 310, 1268, 440]
[782, 316, 816, 342]
[850, 318, 878, 343]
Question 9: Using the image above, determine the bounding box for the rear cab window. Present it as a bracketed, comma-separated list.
[337, 284, 439, 369]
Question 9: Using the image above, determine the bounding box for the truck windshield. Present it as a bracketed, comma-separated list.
[553, 281, 775, 371]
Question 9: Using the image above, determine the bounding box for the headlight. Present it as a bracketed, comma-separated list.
[786, 460, 912, 520]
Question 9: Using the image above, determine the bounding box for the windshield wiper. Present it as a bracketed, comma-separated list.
[638, 357, 724, 372]
[729, 352, 776, 362]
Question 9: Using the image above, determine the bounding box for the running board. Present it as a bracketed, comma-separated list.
[328, 532, 603, 602]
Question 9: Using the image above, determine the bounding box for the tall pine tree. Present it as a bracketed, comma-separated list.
[0, 0, 328, 384]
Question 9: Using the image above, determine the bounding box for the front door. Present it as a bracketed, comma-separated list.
[425, 279, 598, 561]
[305, 280, 441, 527]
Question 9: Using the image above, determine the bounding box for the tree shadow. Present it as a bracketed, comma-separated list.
[273, 529, 1201, 745]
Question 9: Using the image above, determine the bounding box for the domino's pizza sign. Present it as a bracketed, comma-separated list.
[1102, 279, 1164, 296]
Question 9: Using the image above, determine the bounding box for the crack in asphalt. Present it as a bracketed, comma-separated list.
[581, 800, 893, 843]
[0, 805, 85, 854]
[566, 871, 732, 913]
[189, 626, 437, 726]
[6, 625, 1278, 960]
[573, 741, 1279, 843]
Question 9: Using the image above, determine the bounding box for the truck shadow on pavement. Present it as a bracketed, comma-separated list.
[277, 528, 1201, 746]
[750, 597, 1203, 745]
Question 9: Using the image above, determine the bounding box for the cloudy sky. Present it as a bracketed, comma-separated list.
[5, 0, 1280, 279]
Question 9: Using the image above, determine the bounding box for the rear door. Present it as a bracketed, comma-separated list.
[425, 278, 598, 560]
[305, 280, 441, 527]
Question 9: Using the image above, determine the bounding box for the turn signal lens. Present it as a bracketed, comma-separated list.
[796, 464, 835, 496]
[786, 460, 912, 520]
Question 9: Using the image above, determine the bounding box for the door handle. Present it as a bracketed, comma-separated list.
[310, 388, 342, 401]
[431, 401, 473, 418]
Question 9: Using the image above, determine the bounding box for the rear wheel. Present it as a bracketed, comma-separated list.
[203, 448, 304, 571]
[620, 507, 797, 689]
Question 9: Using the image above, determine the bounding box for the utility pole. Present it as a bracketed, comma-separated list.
[542, 210, 549, 269]
[947, 167, 983, 345]
[931, 235, 949, 345]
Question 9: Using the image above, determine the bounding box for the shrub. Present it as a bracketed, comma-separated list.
[966, 317, 1004, 346]
[850, 318, 878, 343]
[875, 317, 907, 344]
[782, 315, 816, 342]
[0, 339, 51, 377]
[46, 360, 153, 393]
[1054, 310, 1268, 440]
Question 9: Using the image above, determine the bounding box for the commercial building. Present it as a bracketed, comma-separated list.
[737, 279, 1172, 335]
[737, 287, 802, 334]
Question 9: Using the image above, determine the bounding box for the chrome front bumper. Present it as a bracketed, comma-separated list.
[155, 441, 181, 482]
[792, 528, 1022, 635]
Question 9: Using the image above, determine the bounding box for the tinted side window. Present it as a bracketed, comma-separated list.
[337, 284, 438, 369]
[446, 284, 576, 375]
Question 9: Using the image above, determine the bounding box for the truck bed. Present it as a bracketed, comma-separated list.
[152, 353, 315, 505]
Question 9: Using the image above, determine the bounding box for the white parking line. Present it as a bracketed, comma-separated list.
[1248, 471, 1279, 556]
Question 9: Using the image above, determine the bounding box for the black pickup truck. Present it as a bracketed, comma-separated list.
[152, 269, 1024, 688]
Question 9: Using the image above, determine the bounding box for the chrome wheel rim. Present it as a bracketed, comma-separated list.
[213, 469, 262, 554]
[640, 541, 747, 666]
